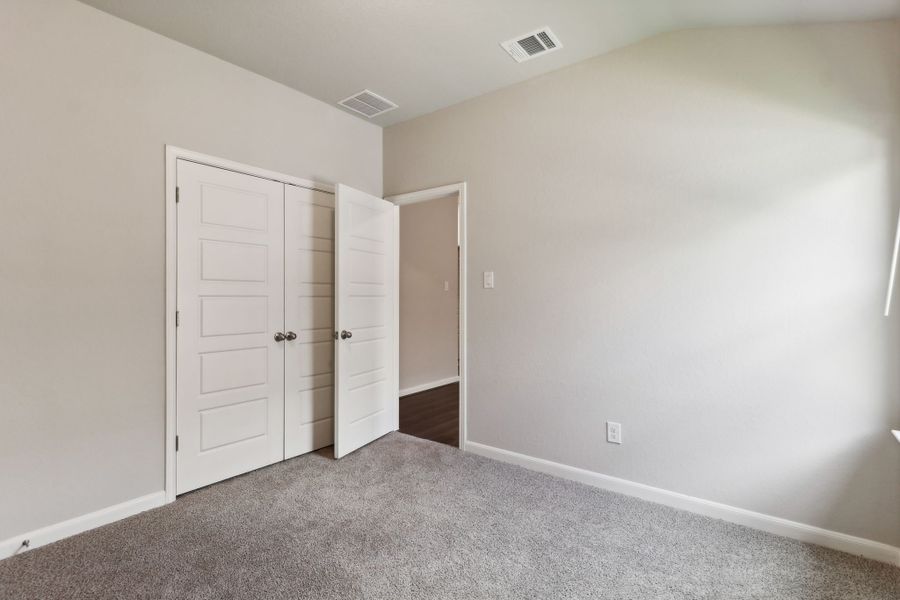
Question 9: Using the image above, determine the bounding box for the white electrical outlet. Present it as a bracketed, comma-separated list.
[607, 421, 622, 444]
[483, 271, 494, 289]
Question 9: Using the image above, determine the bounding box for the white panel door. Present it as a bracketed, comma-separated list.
[284, 184, 335, 458]
[176, 160, 285, 494]
[334, 184, 399, 458]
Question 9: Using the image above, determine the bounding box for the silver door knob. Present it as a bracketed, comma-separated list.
[284, 331, 297, 341]
[340, 330, 352, 340]
[274, 332, 286, 342]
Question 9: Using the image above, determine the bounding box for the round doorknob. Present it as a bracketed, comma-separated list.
[274, 332, 286, 342]
[284, 331, 297, 341]
[340, 330, 353, 340]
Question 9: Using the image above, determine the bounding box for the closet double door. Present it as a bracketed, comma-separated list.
[175, 159, 397, 494]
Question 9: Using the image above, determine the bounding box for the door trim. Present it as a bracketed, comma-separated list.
[385, 183, 468, 450]
[164, 145, 333, 503]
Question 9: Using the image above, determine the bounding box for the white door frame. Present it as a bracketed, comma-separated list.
[386, 183, 468, 450]
[164, 145, 333, 503]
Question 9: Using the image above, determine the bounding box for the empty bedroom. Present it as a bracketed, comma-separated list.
[0, 1, 898, 598]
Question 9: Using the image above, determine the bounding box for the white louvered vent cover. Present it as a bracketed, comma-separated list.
[339, 90, 398, 118]
[501, 27, 562, 63]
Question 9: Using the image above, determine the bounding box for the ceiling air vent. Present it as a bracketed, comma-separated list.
[501, 27, 562, 63]
[339, 89, 398, 118]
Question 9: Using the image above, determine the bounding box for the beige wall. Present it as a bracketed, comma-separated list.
[385, 22, 900, 545]
[399, 196, 459, 392]
[0, 0, 381, 540]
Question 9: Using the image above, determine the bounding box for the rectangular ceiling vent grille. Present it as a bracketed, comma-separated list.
[501, 27, 562, 63]
[339, 89, 398, 118]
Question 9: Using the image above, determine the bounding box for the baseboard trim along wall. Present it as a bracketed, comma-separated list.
[4, 450, 896, 567]
[399, 376, 460, 397]
[0, 491, 166, 560]
[465, 441, 900, 566]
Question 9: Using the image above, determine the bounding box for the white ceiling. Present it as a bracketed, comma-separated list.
[79, 0, 900, 127]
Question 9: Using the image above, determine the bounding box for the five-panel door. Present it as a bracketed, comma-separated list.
[176, 163, 394, 494]
[333, 184, 399, 458]
[176, 161, 286, 494]
[284, 185, 336, 459]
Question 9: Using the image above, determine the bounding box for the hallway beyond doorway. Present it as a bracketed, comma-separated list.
[398, 383, 459, 447]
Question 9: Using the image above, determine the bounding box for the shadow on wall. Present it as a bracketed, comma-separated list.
[506, 25, 900, 542]
[603, 26, 900, 542]
[384, 21, 900, 546]
[625, 25, 900, 542]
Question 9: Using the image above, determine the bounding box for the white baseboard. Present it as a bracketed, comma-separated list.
[0, 491, 166, 561]
[399, 376, 459, 397]
[4, 452, 896, 569]
[465, 441, 900, 567]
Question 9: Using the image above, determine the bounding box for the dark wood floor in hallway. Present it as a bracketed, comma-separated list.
[398, 382, 459, 447]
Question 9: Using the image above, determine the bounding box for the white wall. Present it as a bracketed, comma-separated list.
[399, 196, 459, 392]
[0, 0, 381, 541]
[385, 21, 900, 546]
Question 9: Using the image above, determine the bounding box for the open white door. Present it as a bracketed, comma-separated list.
[334, 184, 399, 458]
[284, 184, 335, 458]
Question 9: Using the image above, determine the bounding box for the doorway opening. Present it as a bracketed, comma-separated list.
[388, 184, 467, 449]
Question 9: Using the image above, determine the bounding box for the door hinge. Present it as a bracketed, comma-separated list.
[175, 186, 180, 203]
[175, 311, 180, 327]
[175, 435, 179, 452]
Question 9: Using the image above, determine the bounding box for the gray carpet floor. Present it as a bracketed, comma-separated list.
[0, 433, 897, 599]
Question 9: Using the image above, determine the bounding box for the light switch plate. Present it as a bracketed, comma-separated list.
[483, 271, 494, 289]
